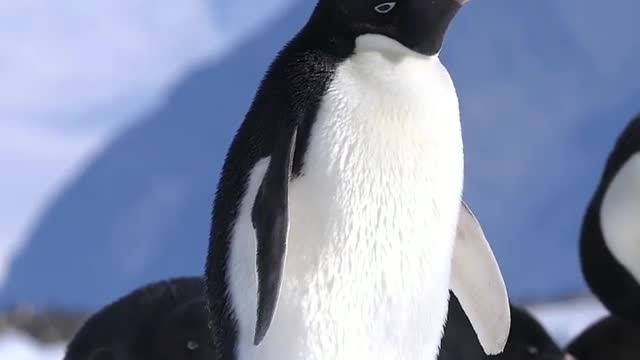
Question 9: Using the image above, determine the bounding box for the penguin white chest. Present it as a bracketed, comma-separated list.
[600, 153, 640, 283]
[231, 35, 464, 360]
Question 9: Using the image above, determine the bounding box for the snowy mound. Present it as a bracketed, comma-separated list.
[0, 331, 65, 360]
[528, 296, 609, 347]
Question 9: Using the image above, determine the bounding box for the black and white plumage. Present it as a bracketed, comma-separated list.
[205, 0, 510, 359]
[439, 293, 570, 360]
[64, 277, 214, 360]
[580, 114, 640, 323]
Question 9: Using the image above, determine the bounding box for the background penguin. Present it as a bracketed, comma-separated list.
[205, 0, 510, 358]
[150, 297, 214, 360]
[580, 113, 640, 322]
[64, 276, 214, 360]
[439, 293, 571, 360]
[566, 315, 640, 360]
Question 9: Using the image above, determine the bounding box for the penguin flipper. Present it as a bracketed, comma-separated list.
[251, 123, 298, 346]
[450, 200, 510, 355]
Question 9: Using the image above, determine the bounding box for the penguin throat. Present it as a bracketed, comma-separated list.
[354, 33, 436, 60]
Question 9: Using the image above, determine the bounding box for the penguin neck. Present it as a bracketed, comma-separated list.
[354, 33, 438, 62]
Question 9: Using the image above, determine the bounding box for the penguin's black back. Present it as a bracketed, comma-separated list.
[204, 5, 356, 357]
[64, 276, 206, 360]
[439, 292, 564, 360]
[580, 114, 640, 322]
[567, 315, 640, 360]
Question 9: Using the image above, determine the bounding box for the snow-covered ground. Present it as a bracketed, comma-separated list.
[0, 297, 608, 359]
[0, 331, 65, 360]
[528, 296, 609, 347]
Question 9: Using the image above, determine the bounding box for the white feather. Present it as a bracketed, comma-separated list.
[229, 34, 463, 360]
[600, 152, 640, 284]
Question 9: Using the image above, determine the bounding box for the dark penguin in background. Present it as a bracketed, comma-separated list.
[439, 293, 572, 360]
[580, 114, 640, 322]
[150, 297, 213, 360]
[64, 277, 214, 360]
[566, 315, 640, 360]
[205, 0, 510, 359]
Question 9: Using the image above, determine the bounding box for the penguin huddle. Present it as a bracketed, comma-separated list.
[60, 0, 640, 358]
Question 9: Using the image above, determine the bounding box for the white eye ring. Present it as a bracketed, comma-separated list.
[186, 340, 199, 350]
[374, 2, 396, 14]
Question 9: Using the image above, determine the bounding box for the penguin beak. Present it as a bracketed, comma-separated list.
[402, 0, 468, 56]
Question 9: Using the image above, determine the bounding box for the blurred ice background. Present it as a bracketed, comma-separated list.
[0, 0, 637, 358]
[0, 331, 65, 360]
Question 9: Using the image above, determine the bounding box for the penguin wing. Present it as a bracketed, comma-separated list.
[251, 121, 298, 346]
[450, 200, 511, 355]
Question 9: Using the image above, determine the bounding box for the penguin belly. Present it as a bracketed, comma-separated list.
[230, 38, 463, 360]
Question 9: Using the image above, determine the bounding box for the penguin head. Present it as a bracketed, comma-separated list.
[150, 298, 215, 360]
[86, 347, 114, 360]
[313, 0, 467, 56]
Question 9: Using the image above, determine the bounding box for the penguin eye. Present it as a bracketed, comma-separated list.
[373, 2, 396, 14]
[186, 340, 199, 351]
[525, 345, 539, 355]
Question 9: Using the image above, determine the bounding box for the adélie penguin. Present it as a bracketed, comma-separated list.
[64, 277, 214, 360]
[205, 0, 511, 359]
[580, 114, 640, 322]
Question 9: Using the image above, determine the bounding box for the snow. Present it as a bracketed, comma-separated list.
[0, 331, 65, 360]
[527, 296, 609, 347]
